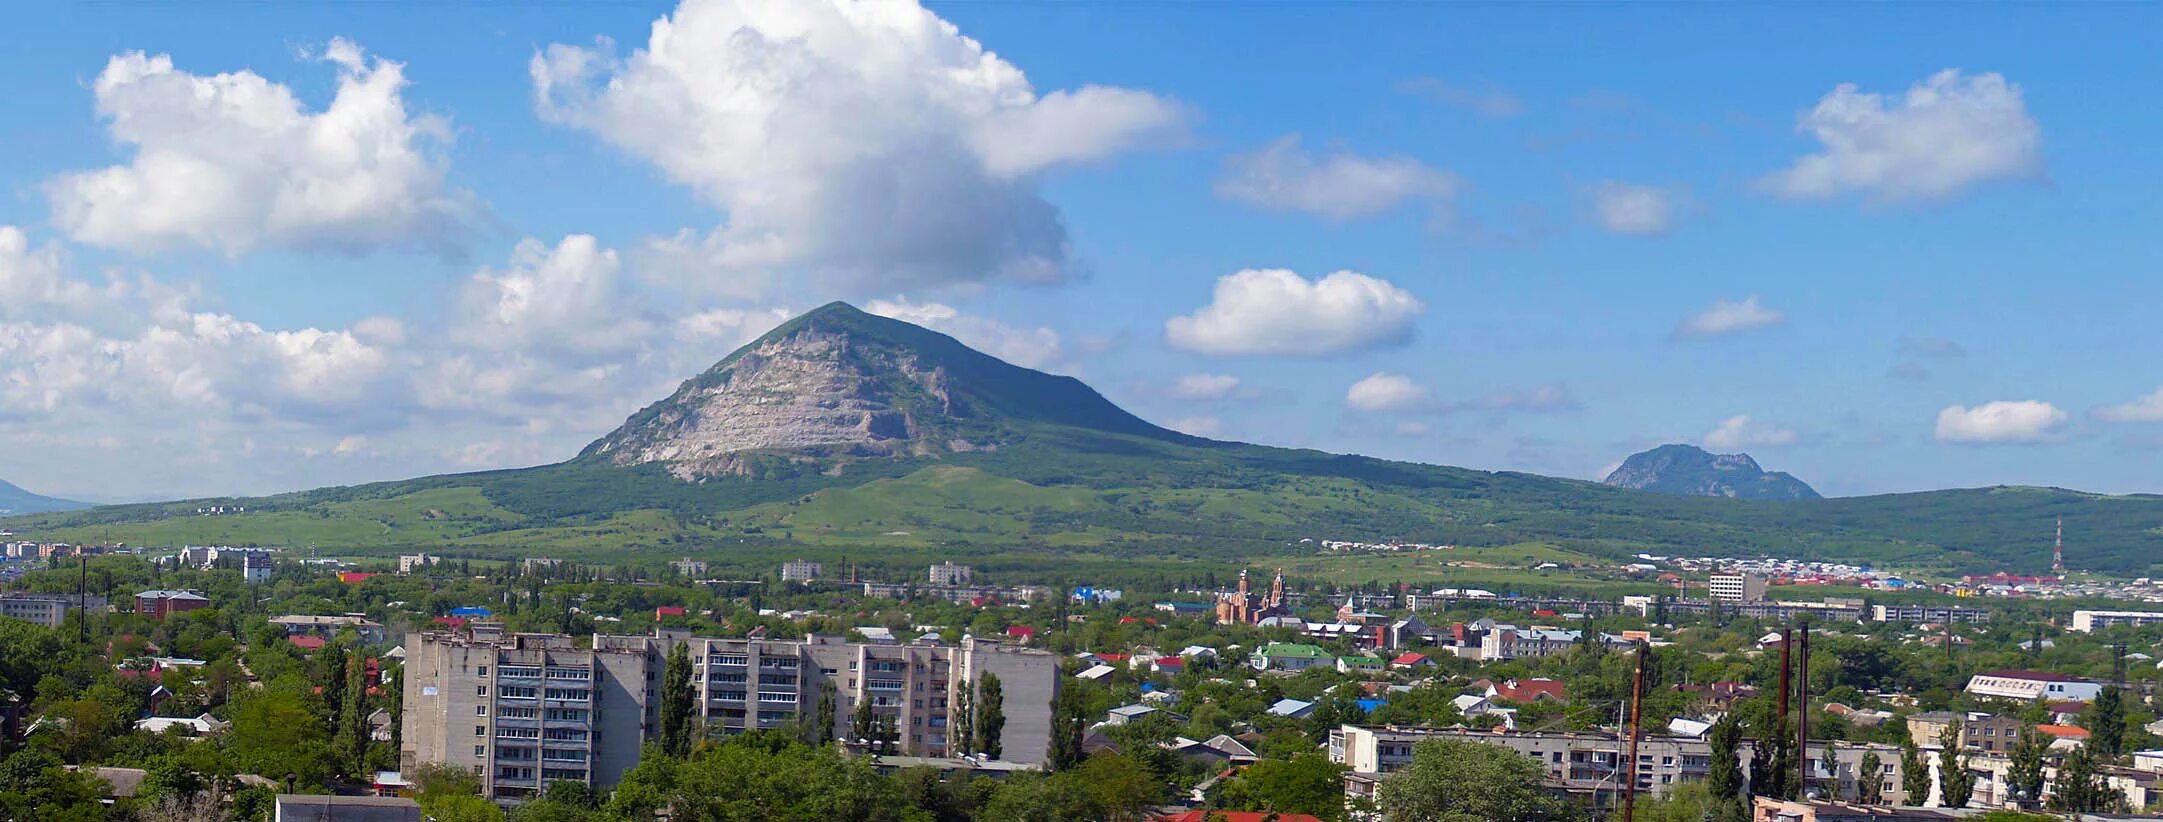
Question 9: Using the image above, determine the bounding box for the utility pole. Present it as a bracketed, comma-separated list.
[1776, 627, 1792, 721]
[1797, 621, 1811, 797]
[1623, 641, 1648, 822]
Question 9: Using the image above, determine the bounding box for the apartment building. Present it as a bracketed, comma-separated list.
[1708, 573, 1767, 604]
[1871, 604, 1993, 625]
[780, 559, 823, 582]
[402, 628, 1058, 798]
[135, 589, 210, 620]
[0, 592, 107, 628]
[2070, 609, 2163, 633]
[928, 562, 973, 586]
[1965, 670, 2102, 703]
[1329, 725, 1914, 805]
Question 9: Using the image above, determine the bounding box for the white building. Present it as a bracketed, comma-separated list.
[671, 558, 709, 578]
[398, 554, 439, 574]
[1965, 670, 2103, 702]
[928, 562, 973, 586]
[780, 559, 823, 582]
[2070, 609, 2163, 633]
[1708, 573, 1767, 604]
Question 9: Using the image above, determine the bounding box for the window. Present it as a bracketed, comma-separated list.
[476, 706, 488, 716]
[476, 725, 486, 736]
[477, 685, 488, 696]
[499, 707, 538, 719]
[474, 745, 485, 756]
[478, 666, 488, 676]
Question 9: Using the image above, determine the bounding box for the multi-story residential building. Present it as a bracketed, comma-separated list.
[1872, 604, 1993, 624]
[780, 559, 823, 582]
[928, 562, 973, 586]
[135, 589, 210, 620]
[402, 629, 1058, 798]
[0, 592, 108, 628]
[1478, 625, 1581, 661]
[671, 558, 709, 578]
[1708, 573, 1767, 604]
[1906, 711, 2023, 753]
[1965, 670, 2103, 703]
[1329, 725, 1915, 807]
[398, 554, 440, 574]
[2070, 609, 2163, 633]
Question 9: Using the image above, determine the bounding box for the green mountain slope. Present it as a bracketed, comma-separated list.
[6, 303, 2161, 575]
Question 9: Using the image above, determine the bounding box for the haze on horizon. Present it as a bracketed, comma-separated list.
[3, 1, 2161, 503]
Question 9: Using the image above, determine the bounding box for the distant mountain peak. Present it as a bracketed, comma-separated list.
[1602, 443, 1820, 501]
[0, 478, 90, 516]
[581, 301, 1185, 479]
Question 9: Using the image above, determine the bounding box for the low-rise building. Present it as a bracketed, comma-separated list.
[1871, 604, 1993, 624]
[2070, 609, 2163, 633]
[270, 614, 389, 645]
[272, 794, 422, 822]
[135, 589, 210, 620]
[0, 592, 107, 628]
[1250, 643, 1333, 672]
[1964, 670, 2102, 703]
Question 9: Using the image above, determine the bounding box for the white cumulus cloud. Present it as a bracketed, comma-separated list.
[456, 235, 654, 362]
[1703, 415, 1800, 450]
[1166, 268, 1424, 356]
[866, 298, 1064, 372]
[1761, 69, 2042, 203]
[1588, 182, 1679, 236]
[2093, 387, 2163, 424]
[532, 0, 1180, 294]
[1170, 373, 1242, 402]
[1674, 295, 1785, 339]
[1215, 135, 1456, 220]
[1935, 400, 2068, 444]
[47, 40, 482, 257]
[1346, 373, 1428, 412]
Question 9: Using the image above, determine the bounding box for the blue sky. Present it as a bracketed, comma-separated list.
[2, 1, 2160, 502]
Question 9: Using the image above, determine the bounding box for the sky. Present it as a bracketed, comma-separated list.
[3, 1, 2161, 503]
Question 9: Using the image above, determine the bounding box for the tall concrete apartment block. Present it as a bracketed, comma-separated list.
[1707, 572, 1767, 603]
[404, 629, 1058, 799]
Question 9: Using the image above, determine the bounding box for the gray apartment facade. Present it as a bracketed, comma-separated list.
[0, 592, 108, 628]
[402, 628, 1059, 799]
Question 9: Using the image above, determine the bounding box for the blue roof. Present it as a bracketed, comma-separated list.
[1356, 698, 1386, 712]
[449, 606, 493, 617]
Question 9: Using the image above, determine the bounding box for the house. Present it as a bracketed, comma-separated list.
[1177, 645, 1219, 661]
[1390, 652, 1434, 670]
[1169, 734, 1258, 765]
[1005, 626, 1039, 641]
[273, 794, 422, 822]
[1964, 670, 2103, 703]
[1149, 812, 1323, 822]
[654, 606, 687, 619]
[1667, 717, 1713, 738]
[270, 614, 388, 645]
[1150, 656, 1185, 675]
[1337, 653, 1386, 674]
[134, 590, 210, 620]
[336, 571, 377, 585]
[1106, 704, 1160, 726]
[2036, 724, 2089, 750]
[1251, 642, 1333, 672]
[1266, 698, 1316, 719]
[1075, 664, 1117, 682]
[1490, 678, 1568, 704]
[134, 713, 228, 737]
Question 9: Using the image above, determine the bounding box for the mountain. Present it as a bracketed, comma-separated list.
[0, 479, 89, 517]
[582, 302, 1189, 479]
[1603, 444, 1822, 501]
[5, 302, 2163, 575]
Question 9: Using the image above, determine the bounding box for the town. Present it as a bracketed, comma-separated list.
[4, 538, 2163, 821]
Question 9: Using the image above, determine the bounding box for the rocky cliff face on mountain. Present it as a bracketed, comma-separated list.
[1602, 443, 1821, 500]
[580, 302, 1184, 480]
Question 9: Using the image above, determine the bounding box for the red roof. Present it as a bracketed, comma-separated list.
[1151, 813, 1323, 822]
[433, 616, 468, 629]
[337, 571, 377, 584]
[289, 635, 327, 650]
[2036, 724, 2090, 739]
[654, 606, 688, 618]
[1095, 653, 1129, 664]
[1153, 656, 1183, 667]
[1494, 678, 1568, 703]
[1005, 626, 1037, 638]
[1392, 652, 1429, 665]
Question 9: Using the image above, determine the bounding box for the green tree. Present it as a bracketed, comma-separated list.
[322, 645, 348, 735]
[1856, 750, 1884, 805]
[1706, 714, 1746, 809]
[1374, 738, 1566, 822]
[1210, 752, 1348, 821]
[2006, 727, 2046, 806]
[810, 682, 838, 747]
[2085, 686, 2126, 758]
[952, 683, 974, 757]
[1759, 713, 1797, 799]
[2047, 744, 2121, 813]
[1899, 737, 1930, 806]
[974, 674, 1005, 760]
[1937, 724, 1973, 808]
[1046, 688, 1086, 773]
[660, 641, 695, 758]
[337, 651, 368, 772]
[853, 696, 878, 745]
